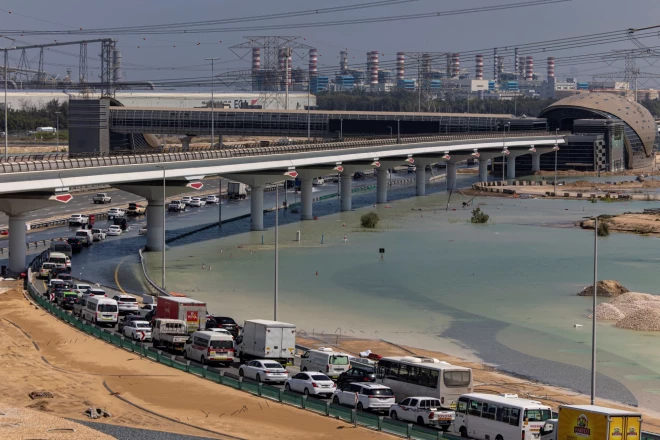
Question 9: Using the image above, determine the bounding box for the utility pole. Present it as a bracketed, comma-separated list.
[284, 48, 291, 111]
[55, 111, 61, 151]
[205, 57, 220, 148]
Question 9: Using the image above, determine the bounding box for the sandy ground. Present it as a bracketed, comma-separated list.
[473, 183, 657, 201]
[297, 335, 660, 433]
[581, 213, 660, 235]
[0, 284, 392, 440]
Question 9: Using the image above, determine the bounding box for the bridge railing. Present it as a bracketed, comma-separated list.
[0, 131, 567, 174]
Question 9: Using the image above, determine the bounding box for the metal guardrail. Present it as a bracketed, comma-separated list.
[137, 247, 170, 298]
[0, 131, 567, 174]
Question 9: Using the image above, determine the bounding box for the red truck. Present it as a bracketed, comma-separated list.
[155, 297, 207, 333]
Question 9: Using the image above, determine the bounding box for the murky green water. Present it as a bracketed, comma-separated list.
[146, 190, 660, 409]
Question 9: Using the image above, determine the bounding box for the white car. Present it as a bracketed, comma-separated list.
[122, 320, 152, 341]
[205, 195, 219, 204]
[107, 225, 123, 236]
[284, 372, 336, 397]
[239, 360, 289, 383]
[182, 196, 193, 205]
[189, 197, 206, 207]
[91, 228, 106, 241]
[139, 303, 156, 317]
[312, 177, 325, 186]
[332, 383, 395, 412]
[71, 283, 92, 295]
[68, 214, 89, 226]
[107, 208, 125, 218]
[112, 294, 139, 315]
[138, 226, 147, 235]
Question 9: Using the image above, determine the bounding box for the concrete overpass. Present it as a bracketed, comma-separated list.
[0, 132, 565, 273]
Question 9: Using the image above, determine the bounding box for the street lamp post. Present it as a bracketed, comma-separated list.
[205, 57, 220, 148]
[387, 126, 392, 138]
[156, 166, 166, 290]
[583, 215, 598, 405]
[502, 122, 510, 183]
[554, 128, 559, 195]
[55, 111, 61, 151]
[274, 181, 280, 321]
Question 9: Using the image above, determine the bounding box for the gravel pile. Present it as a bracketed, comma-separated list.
[590, 303, 625, 321]
[616, 308, 660, 331]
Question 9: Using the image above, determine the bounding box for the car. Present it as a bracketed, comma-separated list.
[75, 229, 93, 246]
[49, 271, 72, 282]
[312, 177, 325, 186]
[332, 383, 395, 412]
[239, 360, 289, 383]
[205, 316, 241, 338]
[336, 366, 377, 390]
[168, 200, 186, 212]
[67, 237, 83, 253]
[71, 283, 92, 295]
[122, 320, 152, 341]
[144, 308, 156, 324]
[92, 193, 112, 204]
[353, 172, 366, 180]
[73, 296, 87, 317]
[46, 279, 70, 296]
[113, 217, 128, 231]
[127, 203, 146, 216]
[407, 166, 417, 173]
[38, 262, 58, 279]
[138, 226, 147, 235]
[107, 225, 123, 236]
[181, 196, 193, 205]
[68, 214, 89, 226]
[139, 304, 156, 317]
[107, 208, 125, 219]
[208, 328, 232, 336]
[205, 195, 219, 204]
[118, 314, 146, 332]
[91, 228, 106, 241]
[57, 291, 79, 310]
[112, 294, 139, 315]
[85, 288, 106, 297]
[285, 372, 336, 397]
[189, 197, 206, 207]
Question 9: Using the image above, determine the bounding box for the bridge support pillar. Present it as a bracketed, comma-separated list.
[250, 186, 265, 231]
[415, 166, 426, 196]
[446, 163, 457, 192]
[507, 156, 517, 180]
[301, 177, 314, 220]
[8, 214, 27, 274]
[341, 176, 352, 211]
[531, 153, 541, 172]
[476, 152, 501, 183]
[376, 168, 388, 204]
[145, 199, 165, 252]
[180, 136, 195, 151]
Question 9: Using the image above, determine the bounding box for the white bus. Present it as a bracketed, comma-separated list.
[375, 356, 472, 409]
[453, 393, 552, 440]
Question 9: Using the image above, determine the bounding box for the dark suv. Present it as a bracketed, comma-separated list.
[67, 237, 83, 253]
[206, 316, 241, 338]
[336, 366, 377, 390]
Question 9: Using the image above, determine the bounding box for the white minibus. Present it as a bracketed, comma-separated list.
[184, 331, 234, 367]
[376, 356, 472, 409]
[453, 393, 553, 440]
[82, 297, 118, 326]
[300, 347, 351, 379]
[48, 252, 71, 268]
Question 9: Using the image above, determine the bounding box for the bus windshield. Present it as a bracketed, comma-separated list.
[524, 409, 553, 422]
[444, 370, 471, 387]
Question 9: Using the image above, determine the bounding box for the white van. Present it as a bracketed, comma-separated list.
[82, 296, 118, 326]
[184, 330, 234, 367]
[75, 229, 93, 246]
[300, 347, 351, 379]
[48, 252, 71, 268]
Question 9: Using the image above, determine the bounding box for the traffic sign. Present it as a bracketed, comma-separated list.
[52, 194, 72, 203]
[284, 170, 298, 178]
[371, 161, 381, 168]
[138, 331, 146, 341]
[334, 166, 344, 172]
[188, 182, 204, 190]
[405, 157, 414, 164]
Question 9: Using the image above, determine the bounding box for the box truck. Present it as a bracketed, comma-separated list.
[227, 182, 248, 200]
[234, 319, 296, 365]
[155, 297, 207, 333]
[540, 405, 642, 440]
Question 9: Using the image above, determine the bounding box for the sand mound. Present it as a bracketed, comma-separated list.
[590, 303, 625, 321]
[611, 291, 659, 305]
[616, 308, 660, 331]
[577, 280, 629, 297]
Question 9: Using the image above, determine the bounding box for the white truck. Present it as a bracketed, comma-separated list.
[389, 397, 455, 432]
[152, 319, 189, 354]
[228, 182, 248, 200]
[92, 193, 112, 204]
[234, 319, 296, 365]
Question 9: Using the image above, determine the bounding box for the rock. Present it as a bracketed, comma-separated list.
[577, 280, 629, 297]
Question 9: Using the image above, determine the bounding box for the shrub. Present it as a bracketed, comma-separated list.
[597, 221, 610, 237]
[471, 207, 489, 224]
[360, 212, 380, 228]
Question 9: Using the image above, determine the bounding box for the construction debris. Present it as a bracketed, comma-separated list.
[28, 391, 53, 400]
[84, 407, 112, 419]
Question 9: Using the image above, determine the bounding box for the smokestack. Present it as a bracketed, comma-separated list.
[518, 57, 525, 78]
[112, 50, 122, 83]
[369, 51, 379, 85]
[447, 53, 452, 76]
[396, 52, 405, 81]
[252, 48, 261, 74]
[451, 53, 460, 79]
[525, 56, 534, 81]
[340, 50, 348, 73]
[493, 48, 498, 81]
[514, 48, 519, 77]
[308, 48, 318, 78]
[475, 54, 484, 80]
[547, 57, 555, 79]
[287, 51, 292, 86]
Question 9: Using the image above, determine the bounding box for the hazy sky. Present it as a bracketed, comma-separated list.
[2, 0, 660, 83]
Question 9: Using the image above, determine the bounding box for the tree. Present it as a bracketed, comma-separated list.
[597, 221, 610, 237]
[360, 212, 380, 228]
[471, 207, 489, 224]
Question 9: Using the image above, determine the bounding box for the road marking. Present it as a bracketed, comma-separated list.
[114, 255, 130, 295]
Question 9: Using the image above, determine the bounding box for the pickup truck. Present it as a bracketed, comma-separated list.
[389, 397, 455, 431]
[127, 203, 147, 216]
[168, 200, 186, 212]
[152, 319, 189, 353]
[93, 193, 112, 204]
[68, 214, 89, 226]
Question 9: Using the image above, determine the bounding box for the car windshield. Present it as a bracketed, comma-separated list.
[210, 340, 233, 349]
[364, 388, 394, 396]
[311, 375, 331, 381]
[75, 232, 88, 237]
[330, 355, 349, 365]
[263, 362, 283, 369]
[119, 297, 137, 303]
[218, 318, 236, 325]
[136, 323, 151, 329]
[98, 304, 117, 312]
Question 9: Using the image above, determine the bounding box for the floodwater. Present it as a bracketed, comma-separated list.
[145, 181, 660, 410]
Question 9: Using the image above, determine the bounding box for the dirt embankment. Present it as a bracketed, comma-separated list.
[581, 213, 660, 235]
[577, 280, 630, 297]
[0, 284, 389, 440]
